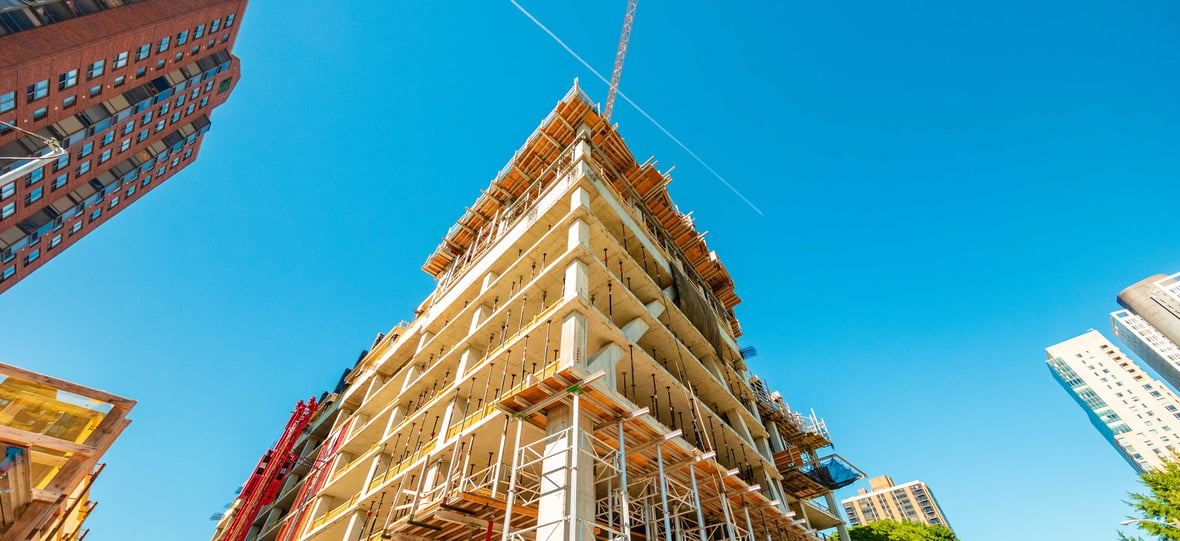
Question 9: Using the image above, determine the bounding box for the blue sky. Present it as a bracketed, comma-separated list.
[1, 1, 1178, 539]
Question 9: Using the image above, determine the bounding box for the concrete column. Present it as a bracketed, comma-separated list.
[482, 271, 499, 294]
[702, 356, 727, 382]
[363, 451, 391, 491]
[416, 330, 434, 354]
[536, 402, 594, 541]
[560, 310, 588, 367]
[571, 184, 591, 211]
[728, 408, 755, 445]
[587, 344, 623, 392]
[340, 510, 367, 540]
[470, 303, 492, 336]
[385, 404, 405, 437]
[331, 451, 355, 477]
[456, 346, 483, 380]
[767, 424, 787, 454]
[309, 495, 340, 525]
[564, 260, 589, 301]
[568, 218, 590, 251]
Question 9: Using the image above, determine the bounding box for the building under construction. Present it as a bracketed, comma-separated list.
[213, 85, 861, 541]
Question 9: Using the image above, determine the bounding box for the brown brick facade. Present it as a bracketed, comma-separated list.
[0, 0, 249, 294]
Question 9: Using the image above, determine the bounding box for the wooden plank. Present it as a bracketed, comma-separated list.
[0, 426, 96, 457]
[0, 364, 135, 408]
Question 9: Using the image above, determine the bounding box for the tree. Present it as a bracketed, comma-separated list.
[1121, 459, 1180, 541]
[848, 519, 957, 541]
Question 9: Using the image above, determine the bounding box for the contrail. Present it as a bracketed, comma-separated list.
[507, 0, 764, 216]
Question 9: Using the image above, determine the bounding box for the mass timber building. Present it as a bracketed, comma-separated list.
[233, 86, 861, 541]
[0, 0, 247, 294]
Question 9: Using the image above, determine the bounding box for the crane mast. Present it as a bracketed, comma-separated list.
[604, 0, 638, 124]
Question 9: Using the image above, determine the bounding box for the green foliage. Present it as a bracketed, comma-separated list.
[847, 519, 957, 541]
[1122, 460, 1180, 541]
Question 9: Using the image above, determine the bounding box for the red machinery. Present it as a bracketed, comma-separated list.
[219, 398, 317, 541]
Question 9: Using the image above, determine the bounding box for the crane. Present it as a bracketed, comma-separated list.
[603, 0, 638, 124]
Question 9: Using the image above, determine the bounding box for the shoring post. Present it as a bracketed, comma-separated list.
[688, 462, 707, 541]
[568, 391, 582, 541]
[655, 446, 673, 541]
[617, 421, 633, 541]
[500, 417, 524, 541]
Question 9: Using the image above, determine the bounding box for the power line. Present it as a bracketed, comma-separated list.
[507, 0, 764, 216]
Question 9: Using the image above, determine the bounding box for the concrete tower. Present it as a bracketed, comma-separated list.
[1046, 330, 1180, 473]
[244, 87, 862, 541]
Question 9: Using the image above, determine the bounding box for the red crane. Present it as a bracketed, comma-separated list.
[603, 0, 638, 124]
[219, 398, 317, 541]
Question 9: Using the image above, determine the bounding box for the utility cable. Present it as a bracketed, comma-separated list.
[507, 0, 764, 216]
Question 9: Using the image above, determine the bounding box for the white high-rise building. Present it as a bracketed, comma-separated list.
[1045, 330, 1180, 473]
[1112, 310, 1180, 394]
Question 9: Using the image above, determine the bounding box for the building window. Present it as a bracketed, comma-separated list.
[1, 182, 13, 199]
[156, 165, 165, 177]
[80, 142, 93, 157]
[98, 149, 111, 164]
[52, 174, 67, 190]
[191, 46, 200, 56]
[136, 44, 150, 60]
[49, 235, 61, 249]
[102, 131, 114, 146]
[87, 60, 105, 79]
[142, 175, 151, 186]
[114, 76, 126, 87]
[177, 30, 189, 45]
[185, 104, 195, 115]
[157, 36, 170, 53]
[211, 18, 221, 32]
[155, 60, 165, 70]
[200, 97, 208, 108]
[119, 139, 130, 152]
[127, 185, 136, 197]
[184, 149, 193, 160]
[174, 52, 183, 62]
[54, 154, 68, 171]
[206, 39, 215, 49]
[0, 202, 13, 219]
[218, 78, 232, 93]
[70, 221, 81, 234]
[26, 168, 42, 185]
[27, 80, 48, 102]
[159, 103, 169, 115]
[136, 67, 146, 79]
[89, 85, 102, 98]
[170, 112, 180, 124]
[0, 92, 13, 112]
[23, 249, 37, 265]
[77, 161, 91, 176]
[108, 196, 118, 208]
[154, 120, 164, 132]
[89, 209, 101, 222]
[63, 95, 76, 108]
[1, 266, 12, 281]
[58, 69, 78, 90]
[32, 107, 46, 120]
[25, 187, 42, 205]
[137, 129, 148, 142]
[141, 111, 152, 125]
[226, 13, 235, 27]
[123, 121, 134, 135]
[114, 51, 129, 69]
[195, 24, 206, 39]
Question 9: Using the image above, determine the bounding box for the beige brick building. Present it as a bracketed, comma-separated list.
[841, 476, 952, 532]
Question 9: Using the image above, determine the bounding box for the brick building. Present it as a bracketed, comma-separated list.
[0, 0, 248, 294]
